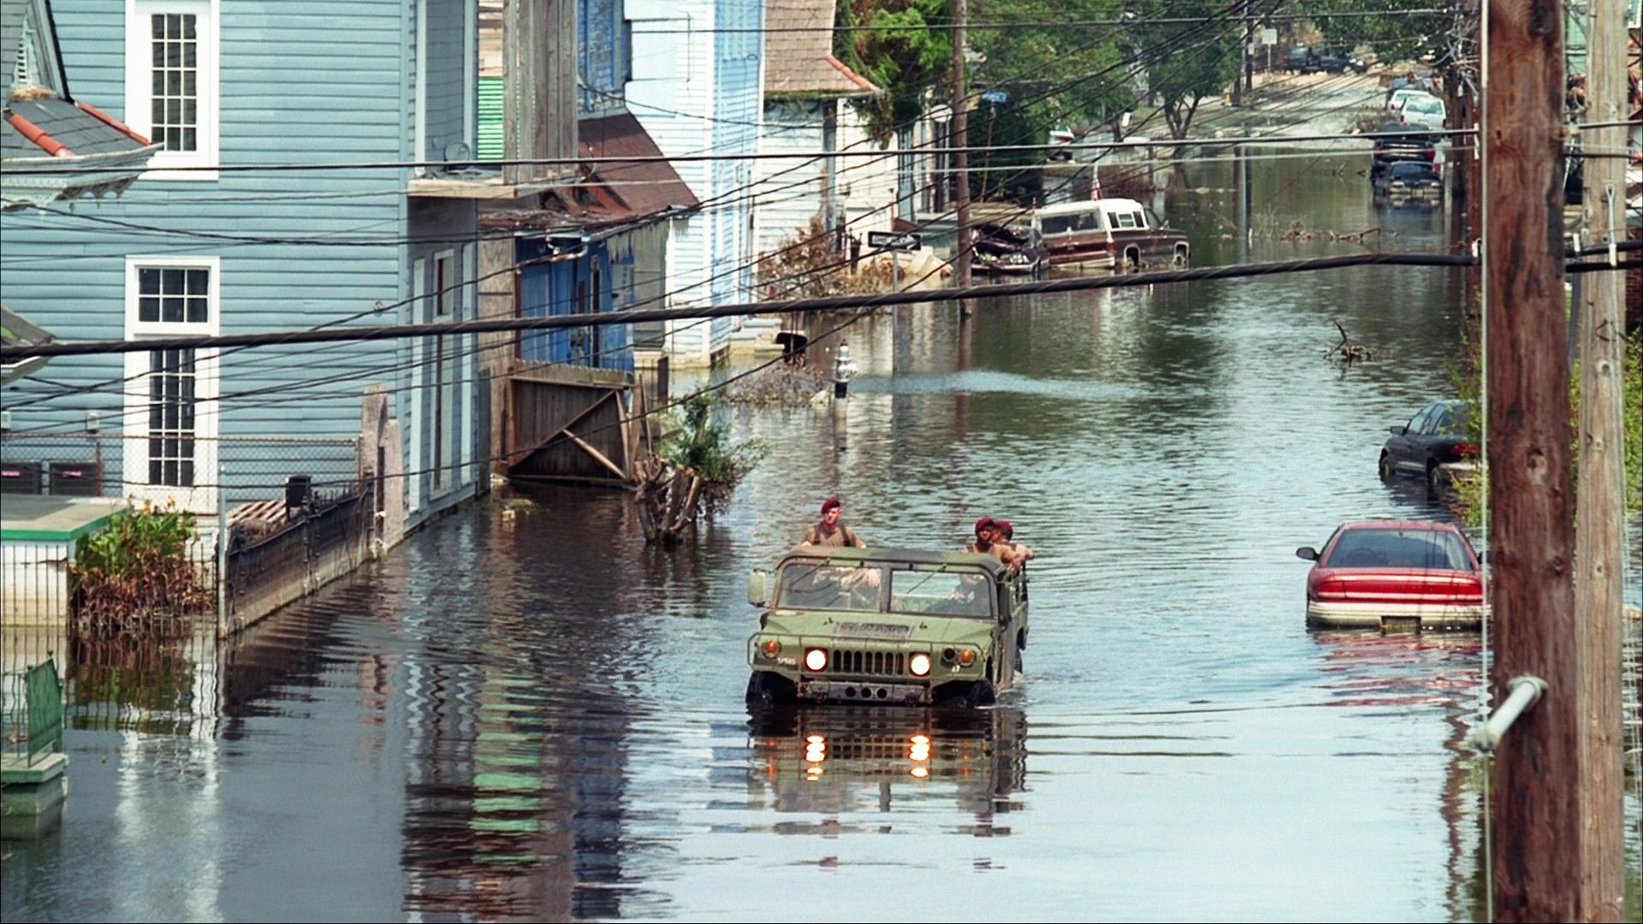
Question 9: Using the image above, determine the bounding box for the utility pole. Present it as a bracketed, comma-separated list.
[1575, 0, 1628, 914]
[1235, 0, 1248, 101]
[1483, 0, 1600, 920]
[951, 0, 971, 291]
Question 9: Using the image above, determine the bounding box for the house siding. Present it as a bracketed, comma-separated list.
[0, 1, 478, 530]
[625, 0, 761, 365]
[420, 0, 470, 162]
[753, 99, 825, 258]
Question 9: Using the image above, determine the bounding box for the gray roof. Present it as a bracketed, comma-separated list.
[4, 96, 149, 157]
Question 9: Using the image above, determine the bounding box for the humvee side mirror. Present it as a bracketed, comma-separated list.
[748, 569, 771, 607]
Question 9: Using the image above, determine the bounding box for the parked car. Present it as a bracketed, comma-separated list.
[1379, 399, 1477, 492]
[1295, 519, 1487, 631]
[745, 546, 1029, 707]
[1285, 45, 1367, 74]
[1283, 45, 1318, 73]
[971, 222, 1047, 276]
[1315, 50, 1369, 74]
[1369, 121, 1437, 179]
[1372, 162, 1444, 207]
[1395, 92, 1446, 127]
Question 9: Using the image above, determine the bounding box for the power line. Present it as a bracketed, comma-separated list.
[4, 253, 1496, 361]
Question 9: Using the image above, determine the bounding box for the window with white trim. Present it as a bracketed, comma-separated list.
[125, 257, 220, 510]
[126, 0, 218, 177]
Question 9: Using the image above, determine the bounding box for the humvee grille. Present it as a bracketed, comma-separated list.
[829, 649, 906, 676]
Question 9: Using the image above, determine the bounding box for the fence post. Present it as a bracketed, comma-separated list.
[216, 463, 228, 636]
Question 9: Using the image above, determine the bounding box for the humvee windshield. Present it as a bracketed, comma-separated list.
[774, 560, 994, 618]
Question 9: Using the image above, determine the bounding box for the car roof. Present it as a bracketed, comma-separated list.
[777, 545, 1009, 576]
[1034, 197, 1146, 217]
[1335, 518, 1463, 533]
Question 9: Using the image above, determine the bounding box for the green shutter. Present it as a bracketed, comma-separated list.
[478, 76, 504, 162]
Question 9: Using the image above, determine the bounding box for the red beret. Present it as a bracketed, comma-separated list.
[974, 516, 996, 535]
[821, 496, 842, 514]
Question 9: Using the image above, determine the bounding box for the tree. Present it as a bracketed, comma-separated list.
[833, 0, 952, 144]
[634, 394, 768, 545]
[967, 0, 1133, 136]
[1121, 0, 1242, 139]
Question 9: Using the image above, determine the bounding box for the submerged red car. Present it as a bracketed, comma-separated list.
[1296, 519, 1486, 631]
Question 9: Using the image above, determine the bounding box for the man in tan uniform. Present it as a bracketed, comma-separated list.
[800, 496, 867, 548]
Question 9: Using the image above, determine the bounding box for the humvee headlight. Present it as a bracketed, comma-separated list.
[804, 648, 828, 671]
[956, 648, 977, 667]
[760, 638, 781, 658]
[909, 652, 932, 677]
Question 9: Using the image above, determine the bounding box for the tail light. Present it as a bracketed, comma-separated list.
[1455, 441, 1478, 458]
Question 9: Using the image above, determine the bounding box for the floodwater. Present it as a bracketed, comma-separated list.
[4, 153, 1640, 922]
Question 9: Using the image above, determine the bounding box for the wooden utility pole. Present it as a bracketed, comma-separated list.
[1575, 0, 1628, 915]
[951, 0, 971, 290]
[1484, 0, 1606, 919]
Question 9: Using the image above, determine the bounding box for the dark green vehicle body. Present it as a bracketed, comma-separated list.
[745, 547, 1030, 706]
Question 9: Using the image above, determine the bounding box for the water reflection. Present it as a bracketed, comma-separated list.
[1310, 629, 1487, 921]
[743, 705, 1026, 832]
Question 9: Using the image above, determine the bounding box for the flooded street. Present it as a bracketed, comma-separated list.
[4, 153, 1639, 921]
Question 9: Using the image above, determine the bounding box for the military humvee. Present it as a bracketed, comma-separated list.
[745, 547, 1029, 707]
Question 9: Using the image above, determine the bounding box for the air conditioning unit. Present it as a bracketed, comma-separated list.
[48, 461, 101, 496]
[0, 461, 43, 494]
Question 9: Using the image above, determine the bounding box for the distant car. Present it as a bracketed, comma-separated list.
[1372, 162, 1444, 207]
[1283, 45, 1317, 73]
[1369, 120, 1438, 180]
[1396, 92, 1446, 127]
[1315, 51, 1369, 74]
[1295, 519, 1486, 631]
[1379, 399, 1477, 492]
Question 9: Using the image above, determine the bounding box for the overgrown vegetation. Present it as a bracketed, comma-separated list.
[755, 214, 893, 300]
[635, 393, 770, 544]
[1450, 327, 1642, 525]
[69, 500, 214, 637]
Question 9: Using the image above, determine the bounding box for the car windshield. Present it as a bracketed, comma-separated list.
[1327, 528, 1475, 570]
[887, 569, 994, 618]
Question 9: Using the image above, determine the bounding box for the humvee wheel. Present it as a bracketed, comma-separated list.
[745, 672, 796, 705]
[936, 680, 996, 708]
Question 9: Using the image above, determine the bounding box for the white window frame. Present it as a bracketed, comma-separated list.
[123, 255, 221, 514]
[125, 0, 219, 180]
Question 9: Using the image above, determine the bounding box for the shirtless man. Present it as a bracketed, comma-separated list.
[994, 518, 1036, 570]
[966, 517, 1028, 572]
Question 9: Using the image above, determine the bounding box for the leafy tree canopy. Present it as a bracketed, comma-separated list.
[834, 0, 953, 143]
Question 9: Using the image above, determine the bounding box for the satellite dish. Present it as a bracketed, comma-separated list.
[444, 141, 472, 163]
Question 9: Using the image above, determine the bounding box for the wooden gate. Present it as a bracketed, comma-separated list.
[505, 363, 650, 487]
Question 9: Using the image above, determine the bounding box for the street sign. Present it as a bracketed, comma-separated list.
[867, 231, 922, 252]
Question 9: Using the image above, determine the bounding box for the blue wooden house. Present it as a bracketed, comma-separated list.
[0, 0, 571, 546]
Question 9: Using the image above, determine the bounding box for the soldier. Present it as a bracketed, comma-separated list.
[967, 517, 1027, 572]
[994, 518, 1036, 570]
[800, 496, 867, 548]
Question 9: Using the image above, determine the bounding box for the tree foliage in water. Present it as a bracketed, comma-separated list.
[660, 393, 770, 514]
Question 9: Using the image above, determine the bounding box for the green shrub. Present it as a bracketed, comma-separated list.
[69, 500, 214, 636]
